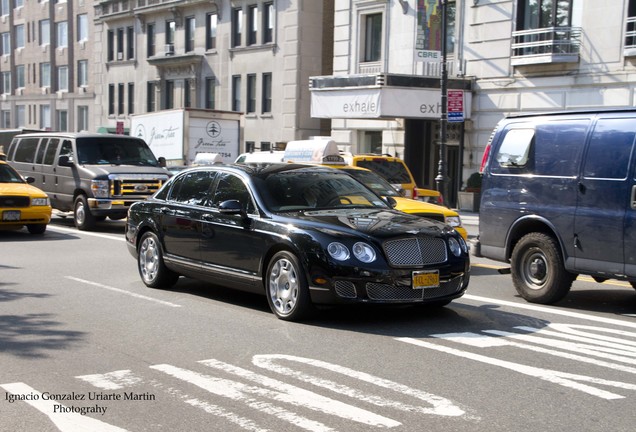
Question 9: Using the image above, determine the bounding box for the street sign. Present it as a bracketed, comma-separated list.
[447, 90, 464, 122]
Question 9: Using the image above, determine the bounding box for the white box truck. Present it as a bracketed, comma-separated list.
[130, 109, 243, 166]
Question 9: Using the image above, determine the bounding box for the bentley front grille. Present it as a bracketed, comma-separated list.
[382, 237, 447, 267]
[366, 275, 464, 301]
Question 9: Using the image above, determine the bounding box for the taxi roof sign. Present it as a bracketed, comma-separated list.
[283, 139, 345, 164]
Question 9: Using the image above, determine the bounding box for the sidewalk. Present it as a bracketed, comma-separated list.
[455, 209, 479, 239]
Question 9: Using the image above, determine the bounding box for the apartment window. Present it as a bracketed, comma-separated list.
[263, 2, 273, 43]
[117, 28, 124, 60]
[118, 83, 124, 114]
[77, 60, 87, 87]
[57, 65, 68, 91]
[57, 110, 68, 132]
[205, 77, 215, 109]
[77, 14, 88, 42]
[147, 23, 155, 57]
[517, 0, 572, 30]
[1, 32, 9, 55]
[15, 24, 24, 49]
[147, 82, 156, 112]
[39, 20, 50, 45]
[1, 71, 10, 94]
[232, 8, 242, 47]
[1, 0, 9, 16]
[14, 0, 23, 8]
[262, 72, 272, 113]
[16, 65, 24, 88]
[56, 21, 68, 48]
[206, 13, 217, 50]
[185, 17, 195, 52]
[166, 20, 175, 46]
[40, 62, 51, 87]
[363, 13, 382, 62]
[127, 27, 134, 59]
[165, 80, 174, 109]
[17, 106, 25, 127]
[1, 110, 9, 127]
[128, 83, 134, 114]
[247, 5, 257, 45]
[77, 106, 88, 131]
[184, 80, 191, 108]
[246, 74, 256, 113]
[232, 75, 241, 111]
[261, 141, 271, 151]
[40, 105, 51, 130]
[107, 30, 114, 61]
[108, 84, 115, 115]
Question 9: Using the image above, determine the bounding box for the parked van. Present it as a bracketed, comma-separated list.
[6, 132, 171, 230]
[475, 109, 636, 303]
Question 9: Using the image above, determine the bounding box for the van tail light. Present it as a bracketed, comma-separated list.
[480, 144, 491, 173]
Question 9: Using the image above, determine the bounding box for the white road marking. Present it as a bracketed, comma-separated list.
[76, 370, 143, 390]
[0, 382, 128, 432]
[65, 276, 181, 308]
[150, 363, 347, 432]
[397, 337, 636, 400]
[251, 354, 465, 417]
[48, 225, 125, 242]
[462, 294, 636, 329]
[185, 398, 272, 432]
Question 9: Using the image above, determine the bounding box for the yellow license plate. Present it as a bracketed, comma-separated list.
[412, 271, 439, 289]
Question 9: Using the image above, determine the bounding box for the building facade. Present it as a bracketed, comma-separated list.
[93, 0, 333, 150]
[312, 0, 636, 207]
[0, 0, 95, 132]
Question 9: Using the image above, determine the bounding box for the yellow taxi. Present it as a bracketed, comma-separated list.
[0, 160, 52, 234]
[342, 153, 443, 205]
[281, 140, 467, 239]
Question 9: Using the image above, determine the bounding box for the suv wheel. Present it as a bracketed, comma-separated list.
[510, 232, 574, 304]
[74, 195, 96, 231]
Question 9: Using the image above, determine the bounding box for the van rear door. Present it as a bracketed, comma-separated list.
[574, 116, 636, 275]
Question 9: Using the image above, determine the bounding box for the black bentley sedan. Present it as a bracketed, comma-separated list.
[125, 164, 470, 321]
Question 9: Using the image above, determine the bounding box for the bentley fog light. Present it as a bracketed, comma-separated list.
[353, 242, 376, 263]
[328, 242, 350, 261]
[448, 237, 462, 257]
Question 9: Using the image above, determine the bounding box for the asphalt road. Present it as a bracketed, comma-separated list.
[1, 215, 635, 432]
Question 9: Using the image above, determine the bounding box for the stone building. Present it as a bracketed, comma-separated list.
[93, 0, 333, 148]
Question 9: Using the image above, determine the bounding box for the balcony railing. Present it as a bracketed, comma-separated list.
[511, 26, 581, 66]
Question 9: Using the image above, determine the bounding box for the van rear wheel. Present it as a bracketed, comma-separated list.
[510, 232, 574, 304]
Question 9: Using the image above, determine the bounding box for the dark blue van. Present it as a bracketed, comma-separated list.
[475, 109, 636, 304]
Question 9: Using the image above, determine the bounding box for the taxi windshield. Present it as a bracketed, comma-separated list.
[0, 163, 26, 183]
[355, 159, 411, 184]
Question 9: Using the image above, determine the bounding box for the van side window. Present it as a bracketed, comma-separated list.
[35, 139, 47, 164]
[583, 118, 636, 180]
[494, 128, 534, 170]
[533, 120, 588, 176]
[13, 138, 40, 163]
[43, 139, 60, 165]
[59, 140, 73, 160]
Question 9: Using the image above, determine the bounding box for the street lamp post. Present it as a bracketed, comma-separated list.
[435, 0, 449, 201]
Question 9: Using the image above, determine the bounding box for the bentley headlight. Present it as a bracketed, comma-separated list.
[445, 215, 462, 228]
[328, 242, 350, 261]
[353, 242, 376, 263]
[91, 180, 110, 198]
[448, 237, 462, 257]
[31, 197, 50, 206]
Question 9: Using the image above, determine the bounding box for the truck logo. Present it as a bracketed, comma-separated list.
[206, 121, 221, 138]
[134, 184, 149, 193]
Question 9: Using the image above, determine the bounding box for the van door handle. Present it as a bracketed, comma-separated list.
[578, 182, 586, 194]
[632, 185, 636, 209]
